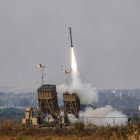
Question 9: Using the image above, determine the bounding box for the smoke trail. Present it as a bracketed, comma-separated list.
[71, 47, 81, 89]
[57, 48, 98, 104]
[57, 47, 128, 126]
[71, 47, 78, 79]
[70, 47, 98, 104]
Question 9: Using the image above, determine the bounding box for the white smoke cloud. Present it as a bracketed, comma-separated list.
[57, 47, 128, 126]
[57, 83, 128, 127]
[68, 114, 79, 123]
[67, 106, 128, 126]
[80, 106, 128, 126]
[57, 81, 98, 105]
[75, 82, 98, 104]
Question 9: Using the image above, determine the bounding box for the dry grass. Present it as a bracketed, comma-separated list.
[0, 120, 140, 140]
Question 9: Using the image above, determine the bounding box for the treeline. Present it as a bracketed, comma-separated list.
[0, 107, 24, 118]
[93, 89, 140, 115]
[0, 89, 140, 114]
[0, 92, 37, 107]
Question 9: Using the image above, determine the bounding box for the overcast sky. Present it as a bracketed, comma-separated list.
[0, 0, 140, 90]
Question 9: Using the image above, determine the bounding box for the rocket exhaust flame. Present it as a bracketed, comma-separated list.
[71, 47, 79, 80]
[71, 48, 77, 73]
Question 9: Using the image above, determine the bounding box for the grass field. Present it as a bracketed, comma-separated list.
[0, 120, 140, 140]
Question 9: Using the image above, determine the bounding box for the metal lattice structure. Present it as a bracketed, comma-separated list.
[63, 92, 80, 118]
[37, 85, 59, 119]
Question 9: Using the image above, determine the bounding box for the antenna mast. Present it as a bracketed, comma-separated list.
[38, 64, 45, 85]
[64, 69, 70, 85]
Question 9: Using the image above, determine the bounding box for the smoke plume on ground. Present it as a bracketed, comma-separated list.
[80, 106, 128, 126]
[57, 47, 128, 126]
[68, 106, 127, 126]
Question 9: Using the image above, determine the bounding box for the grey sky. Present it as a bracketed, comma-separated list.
[0, 0, 140, 89]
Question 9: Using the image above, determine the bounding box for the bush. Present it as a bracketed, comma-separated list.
[73, 122, 85, 131]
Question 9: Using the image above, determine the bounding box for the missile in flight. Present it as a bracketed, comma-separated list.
[69, 27, 73, 48]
